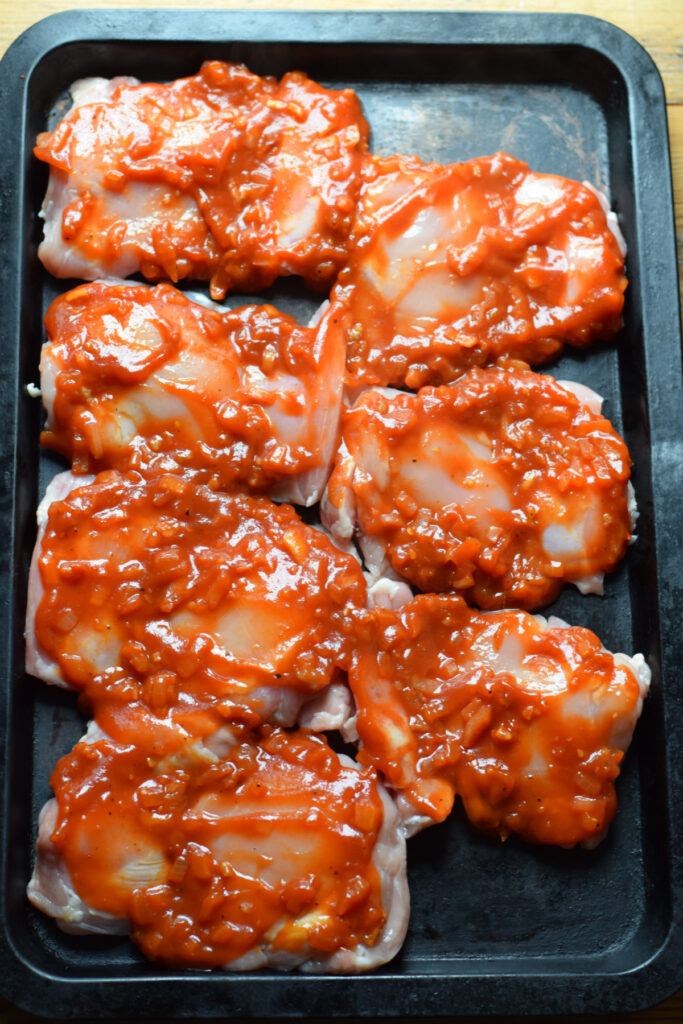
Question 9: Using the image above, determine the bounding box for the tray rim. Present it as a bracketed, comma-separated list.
[0, 8, 682, 1019]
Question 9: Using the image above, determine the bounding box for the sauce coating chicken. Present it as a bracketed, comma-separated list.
[352, 153, 443, 240]
[34, 62, 368, 296]
[326, 152, 626, 388]
[349, 594, 650, 846]
[40, 280, 344, 505]
[323, 366, 633, 610]
[28, 723, 409, 971]
[26, 471, 367, 752]
[28, 58, 649, 974]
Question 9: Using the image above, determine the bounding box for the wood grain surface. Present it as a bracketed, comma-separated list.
[0, 2, 681, 1022]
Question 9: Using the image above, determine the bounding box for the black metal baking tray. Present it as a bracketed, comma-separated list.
[0, 9, 681, 1019]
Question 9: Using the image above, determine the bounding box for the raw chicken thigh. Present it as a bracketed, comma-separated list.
[26, 471, 367, 751]
[323, 366, 633, 610]
[349, 594, 650, 846]
[28, 723, 409, 971]
[326, 152, 626, 388]
[40, 280, 344, 505]
[34, 61, 368, 296]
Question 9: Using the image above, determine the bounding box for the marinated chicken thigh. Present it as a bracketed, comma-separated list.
[35, 62, 368, 296]
[327, 152, 626, 388]
[26, 472, 367, 750]
[323, 366, 634, 610]
[349, 594, 650, 846]
[28, 723, 409, 971]
[41, 280, 344, 505]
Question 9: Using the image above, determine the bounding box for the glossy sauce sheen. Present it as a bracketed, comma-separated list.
[34, 61, 369, 296]
[49, 727, 387, 967]
[350, 595, 647, 846]
[41, 281, 343, 501]
[325, 366, 632, 609]
[328, 152, 626, 388]
[33, 472, 367, 752]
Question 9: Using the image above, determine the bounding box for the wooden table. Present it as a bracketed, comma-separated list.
[0, 2, 680, 1022]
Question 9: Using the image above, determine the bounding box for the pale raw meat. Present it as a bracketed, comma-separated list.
[297, 681, 355, 733]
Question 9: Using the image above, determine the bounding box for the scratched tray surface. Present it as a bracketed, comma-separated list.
[0, 10, 681, 1020]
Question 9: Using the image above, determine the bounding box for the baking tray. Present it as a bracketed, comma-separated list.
[0, 9, 681, 1019]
